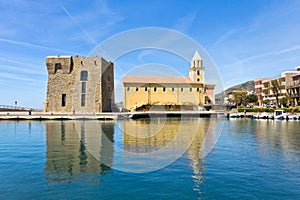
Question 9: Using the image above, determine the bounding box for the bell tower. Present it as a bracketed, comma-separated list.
[189, 50, 204, 83]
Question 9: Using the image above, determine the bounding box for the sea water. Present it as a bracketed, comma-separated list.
[0, 118, 299, 199]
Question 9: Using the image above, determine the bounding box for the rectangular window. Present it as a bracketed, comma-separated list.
[55, 63, 62, 73]
[154, 87, 157, 92]
[172, 87, 175, 92]
[127, 87, 130, 91]
[80, 71, 88, 81]
[190, 88, 192, 92]
[82, 82, 86, 93]
[145, 87, 148, 92]
[81, 94, 86, 106]
[181, 88, 184, 92]
[163, 87, 166, 92]
[197, 88, 200, 92]
[61, 94, 66, 107]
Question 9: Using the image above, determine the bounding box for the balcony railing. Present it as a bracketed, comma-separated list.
[286, 80, 300, 88]
[291, 93, 300, 98]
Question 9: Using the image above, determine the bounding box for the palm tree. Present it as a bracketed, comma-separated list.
[271, 79, 280, 106]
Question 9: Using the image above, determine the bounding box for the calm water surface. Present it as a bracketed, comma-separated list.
[0, 118, 299, 199]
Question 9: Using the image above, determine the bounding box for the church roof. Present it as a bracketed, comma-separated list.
[123, 76, 215, 86]
[192, 50, 202, 60]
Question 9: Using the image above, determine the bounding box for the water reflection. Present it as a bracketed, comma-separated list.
[253, 120, 300, 159]
[121, 118, 222, 185]
[44, 118, 223, 181]
[44, 121, 114, 182]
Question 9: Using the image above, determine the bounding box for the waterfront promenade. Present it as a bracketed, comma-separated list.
[0, 110, 225, 120]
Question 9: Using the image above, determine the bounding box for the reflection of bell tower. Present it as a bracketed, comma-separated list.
[189, 50, 204, 83]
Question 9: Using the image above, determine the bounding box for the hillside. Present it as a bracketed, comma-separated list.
[215, 80, 255, 103]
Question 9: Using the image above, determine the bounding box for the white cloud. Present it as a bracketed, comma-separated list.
[0, 38, 78, 54]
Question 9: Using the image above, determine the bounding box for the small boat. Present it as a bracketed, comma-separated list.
[258, 112, 269, 119]
[287, 114, 299, 120]
[229, 113, 241, 118]
[273, 110, 287, 120]
[250, 114, 258, 119]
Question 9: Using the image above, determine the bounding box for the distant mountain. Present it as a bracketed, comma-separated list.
[215, 80, 255, 103]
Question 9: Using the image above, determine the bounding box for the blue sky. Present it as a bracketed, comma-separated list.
[1, 0, 300, 108]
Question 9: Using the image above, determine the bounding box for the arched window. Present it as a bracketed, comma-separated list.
[80, 71, 88, 81]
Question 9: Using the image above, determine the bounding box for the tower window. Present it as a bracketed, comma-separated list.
[172, 87, 175, 92]
[197, 70, 200, 75]
[136, 87, 139, 91]
[154, 87, 157, 92]
[181, 88, 184, 92]
[163, 87, 166, 92]
[55, 63, 62, 73]
[94, 61, 97, 65]
[80, 71, 88, 81]
[145, 87, 148, 92]
[197, 88, 200, 92]
[190, 88, 192, 92]
[107, 75, 110, 82]
[197, 78, 200, 82]
[61, 94, 66, 107]
[81, 94, 86, 106]
[127, 87, 130, 91]
[82, 82, 86, 93]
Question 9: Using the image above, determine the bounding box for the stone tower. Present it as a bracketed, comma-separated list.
[189, 50, 204, 83]
[44, 55, 114, 113]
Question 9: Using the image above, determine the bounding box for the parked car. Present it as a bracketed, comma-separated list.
[266, 103, 276, 108]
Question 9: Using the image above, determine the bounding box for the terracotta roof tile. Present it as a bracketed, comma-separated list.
[123, 76, 215, 86]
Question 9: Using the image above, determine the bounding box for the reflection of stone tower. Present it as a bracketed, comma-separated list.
[44, 121, 114, 182]
[189, 51, 205, 83]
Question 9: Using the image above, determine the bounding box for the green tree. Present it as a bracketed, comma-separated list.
[279, 97, 288, 107]
[245, 94, 258, 104]
[234, 92, 247, 106]
[271, 79, 280, 106]
[262, 100, 269, 105]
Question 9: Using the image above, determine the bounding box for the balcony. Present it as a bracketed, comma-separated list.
[255, 84, 263, 89]
[287, 80, 300, 88]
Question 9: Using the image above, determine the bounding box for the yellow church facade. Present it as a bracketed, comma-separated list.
[123, 51, 215, 111]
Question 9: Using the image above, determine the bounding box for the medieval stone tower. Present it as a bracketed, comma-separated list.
[44, 55, 114, 113]
[189, 50, 205, 83]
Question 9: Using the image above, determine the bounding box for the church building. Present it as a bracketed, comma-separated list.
[123, 51, 215, 111]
